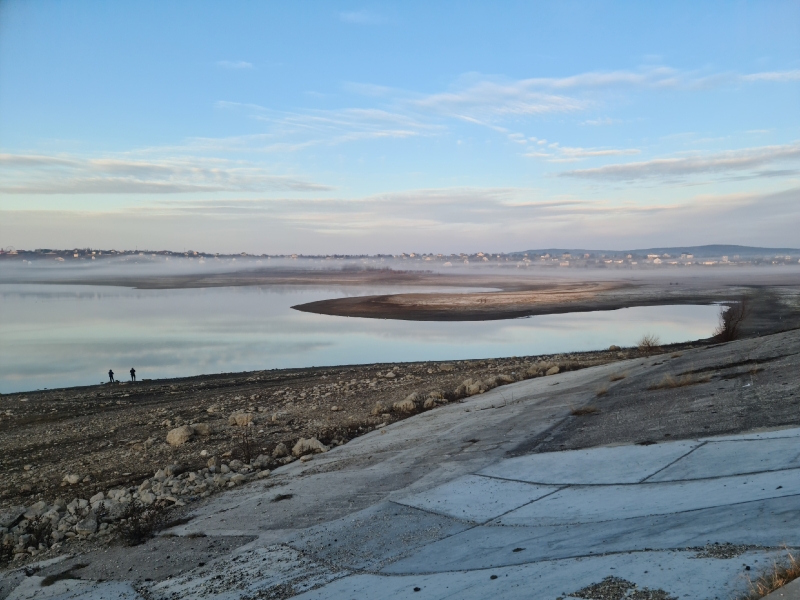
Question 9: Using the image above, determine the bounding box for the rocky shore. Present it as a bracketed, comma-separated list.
[3, 343, 692, 566]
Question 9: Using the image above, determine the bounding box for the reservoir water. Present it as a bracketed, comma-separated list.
[0, 284, 720, 393]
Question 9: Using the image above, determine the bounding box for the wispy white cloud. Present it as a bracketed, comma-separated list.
[411, 80, 587, 119]
[0, 153, 331, 194]
[215, 60, 254, 70]
[581, 117, 621, 126]
[525, 145, 641, 162]
[740, 70, 800, 82]
[559, 143, 800, 181]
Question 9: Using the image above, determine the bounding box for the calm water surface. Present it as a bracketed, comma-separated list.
[0, 284, 720, 393]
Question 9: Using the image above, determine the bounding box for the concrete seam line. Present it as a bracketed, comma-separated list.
[638, 440, 708, 483]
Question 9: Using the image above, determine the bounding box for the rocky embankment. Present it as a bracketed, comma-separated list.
[1, 343, 711, 567]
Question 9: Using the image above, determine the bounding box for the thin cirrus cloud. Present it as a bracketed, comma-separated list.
[0, 153, 332, 194]
[559, 143, 800, 181]
[215, 101, 439, 150]
[215, 60, 254, 70]
[204, 65, 800, 153]
[526, 146, 642, 162]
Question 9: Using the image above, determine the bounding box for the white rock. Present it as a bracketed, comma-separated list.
[228, 412, 256, 427]
[166, 425, 194, 446]
[292, 438, 329, 457]
[272, 442, 289, 458]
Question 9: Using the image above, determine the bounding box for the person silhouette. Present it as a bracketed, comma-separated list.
[130, 368, 136, 382]
[108, 369, 114, 383]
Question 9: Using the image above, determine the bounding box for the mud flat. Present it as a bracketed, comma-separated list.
[293, 269, 800, 333]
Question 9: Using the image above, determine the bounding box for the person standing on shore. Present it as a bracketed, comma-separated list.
[108, 369, 114, 383]
[130, 367, 136, 382]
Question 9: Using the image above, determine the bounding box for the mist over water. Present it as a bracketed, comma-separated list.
[0, 283, 720, 394]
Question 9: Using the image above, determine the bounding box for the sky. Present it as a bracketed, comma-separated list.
[1, 0, 799, 254]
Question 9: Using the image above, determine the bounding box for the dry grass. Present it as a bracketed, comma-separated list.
[741, 548, 800, 599]
[648, 373, 711, 390]
[595, 385, 609, 397]
[609, 372, 627, 382]
[671, 352, 682, 358]
[570, 405, 600, 416]
[637, 333, 661, 355]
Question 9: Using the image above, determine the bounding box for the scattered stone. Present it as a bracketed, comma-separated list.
[252, 454, 271, 469]
[166, 425, 194, 446]
[228, 412, 256, 427]
[371, 402, 388, 416]
[63, 474, 81, 485]
[272, 443, 289, 458]
[690, 542, 751, 559]
[572, 576, 676, 600]
[292, 438, 329, 457]
[192, 423, 212, 436]
[75, 513, 98, 535]
[23, 501, 48, 520]
[0, 507, 25, 529]
[89, 492, 104, 504]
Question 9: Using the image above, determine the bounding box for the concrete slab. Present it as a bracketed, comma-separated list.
[149, 544, 345, 599]
[763, 576, 800, 599]
[294, 549, 779, 600]
[648, 437, 800, 481]
[383, 495, 800, 573]
[6, 576, 142, 600]
[393, 475, 561, 523]
[496, 469, 800, 526]
[701, 426, 800, 442]
[286, 502, 473, 571]
[478, 441, 700, 485]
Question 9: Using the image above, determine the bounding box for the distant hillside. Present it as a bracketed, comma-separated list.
[517, 245, 800, 258]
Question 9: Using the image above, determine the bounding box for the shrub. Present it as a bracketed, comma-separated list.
[637, 333, 661, 355]
[714, 297, 750, 342]
[570, 405, 600, 416]
[741, 548, 800, 599]
[233, 424, 255, 464]
[609, 372, 627, 382]
[648, 373, 710, 390]
[0, 538, 13, 567]
[116, 500, 169, 546]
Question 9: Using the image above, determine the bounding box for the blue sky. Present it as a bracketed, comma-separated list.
[1, 0, 799, 253]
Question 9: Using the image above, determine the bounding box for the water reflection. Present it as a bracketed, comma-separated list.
[0, 284, 720, 393]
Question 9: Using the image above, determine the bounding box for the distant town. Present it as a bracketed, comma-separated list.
[1, 245, 799, 269]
